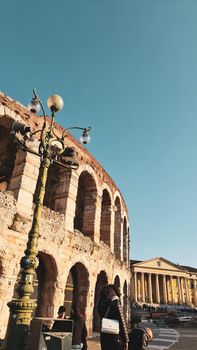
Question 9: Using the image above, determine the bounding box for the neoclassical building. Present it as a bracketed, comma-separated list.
[131, 257, 197, 308]
[0, 92, 130, 339]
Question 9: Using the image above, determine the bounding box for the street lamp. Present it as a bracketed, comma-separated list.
[3, 89, 92, 350]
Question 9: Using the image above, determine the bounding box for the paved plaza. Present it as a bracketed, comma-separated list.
[88, 326, 197, 350]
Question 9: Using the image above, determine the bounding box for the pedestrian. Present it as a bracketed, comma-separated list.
[57, 305, 66, 319]
[129, 327, 153, 350]
[51, 305, 67, 332]
[70, 305, 88, 350]
[98, 284, 129, 350]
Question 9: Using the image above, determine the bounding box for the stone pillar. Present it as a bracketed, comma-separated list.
[177, 277, 182, 304]
[137, 273, 141, 302]
[110, 205, 115, 253]
[141, 273, 145, 303]
[156, 274, 160, 304]
[170, 276, 174, 304]
[54, 169, 77, 231]
[134, 272, 137, 302]
[120, 218, 124, 261]
[163, 275, 167, 304]
[193, 280, 197, 306]
[8, 148, 40, 217]
[184, 278, 189, 305]
[93, 194, 102, 244]
[148, 273, 152, 304]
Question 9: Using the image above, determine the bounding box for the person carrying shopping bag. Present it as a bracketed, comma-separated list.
[98, 284, 129, 350]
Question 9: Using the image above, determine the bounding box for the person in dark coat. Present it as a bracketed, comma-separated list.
[129, 327, 153, 350]
[98, 284, 129, 350]
[70, 305, 88, 350]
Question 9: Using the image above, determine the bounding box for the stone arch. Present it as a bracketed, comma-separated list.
[12, 252, 58, 317]
[100, 189, 111, 247]
[93, 270, 108, 332]
[34, 252, 58, 317]
[114, 196, 121, 259]
[64, 262, 89, 316]
[114, 275, 120, 293]
[74, 171, 97, 240]
[0, 117, 17, 191]
[76, 164, 99, 191]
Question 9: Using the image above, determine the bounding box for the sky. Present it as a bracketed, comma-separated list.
[1, 0, 197, 267]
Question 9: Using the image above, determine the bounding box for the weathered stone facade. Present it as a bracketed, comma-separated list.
[0, 92, 130, 338]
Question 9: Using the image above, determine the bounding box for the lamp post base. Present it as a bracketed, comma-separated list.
[3, 299, 37, 350]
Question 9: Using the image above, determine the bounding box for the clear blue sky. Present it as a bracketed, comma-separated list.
[1, 0, 197, 267]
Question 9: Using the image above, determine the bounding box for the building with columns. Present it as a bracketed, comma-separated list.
[0, 92, 130, 339]
[131, 257, 197, 308]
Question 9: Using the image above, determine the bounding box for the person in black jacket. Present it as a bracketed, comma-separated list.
[70, 305, 88, 350]
[129, 327, 153, 350]
[98, 284, 129, 350]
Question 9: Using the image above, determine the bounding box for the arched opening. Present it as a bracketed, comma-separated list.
[64, 262, 89, 317]
[0, 124, 17, 191]
[100, 189, 111, 247]
[93, 271, 108, 332]
[74, 171, 97, 240]
[35, 252, 58, 317]
[123, 281, 128, 320]
[123, 217, 128, 263]
[114, 275, 120, 294]
[13, 252, 58, 317]
[36, 163, 61, 210]
[114, 197, 121, 260]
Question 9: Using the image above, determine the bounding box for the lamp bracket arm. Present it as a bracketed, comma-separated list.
[61, 126, 92, 140]
[32, 88, 47, 123]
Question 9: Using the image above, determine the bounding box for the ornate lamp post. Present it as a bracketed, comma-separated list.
[3, 89, 91, 350]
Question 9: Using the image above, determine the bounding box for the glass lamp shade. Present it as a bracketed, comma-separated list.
[80, 134, 91, 144]
[47, 95, 64, 112]
[27, 99, 41, 114]
[24, 136, 37, 149]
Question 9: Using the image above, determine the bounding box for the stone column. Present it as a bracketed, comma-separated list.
[134, 272, 137, 302]
[170, 276, 174, 304]
[163, 275, 167, 304]
[180, 278, 186, 303]
[141, 273, 145, 303]
[156, 274, 160, 304]
[184, 278, 190, 305]
[184, 278, 189, 305]
[193, 280, 197, 306]
[137, 273, 141, 302]
[177, 277, 182, 304]
[110, 205, 115, 253]
[120, 218, 124, 262]
[148, 274, 152, 304]
[8, 148, 40, 217]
